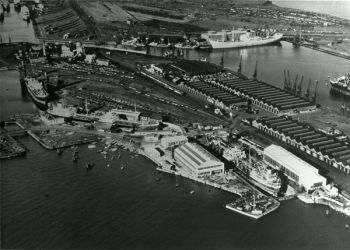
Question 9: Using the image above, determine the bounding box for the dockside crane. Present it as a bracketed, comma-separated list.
[287, 70, 291, 91]
[311, 80, 319, 103]
[238, 55, 242, 74]
[220, 50, 224, 67]
[283, 69, 289, 90]
[292, 74, 299, 93]
[253, 60, 258, 80]
[305, 78, 311, 99]
[297, 75, 304, 96]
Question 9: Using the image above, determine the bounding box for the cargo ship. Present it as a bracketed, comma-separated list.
[329, 74, 350, 96]
[24, 77, 49, 106]
[201, 28, 283, 49]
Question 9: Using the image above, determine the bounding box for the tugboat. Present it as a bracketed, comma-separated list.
[329, 74, 350, 96]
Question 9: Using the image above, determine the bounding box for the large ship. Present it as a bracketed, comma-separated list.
[329, 74, 350, 96]
[100, 108, 159, 129]
[201, 28, 283, 49]
[47, 104, 159, 129]
[236, 160, 281, 197]
[24, 77, 49, 106]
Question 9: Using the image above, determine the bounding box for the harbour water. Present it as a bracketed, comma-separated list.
[1, 6, 350, 249]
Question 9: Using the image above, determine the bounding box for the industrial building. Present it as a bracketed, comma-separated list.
[253, 116, 350, 174]
[174, 143, 224, 177]
[263, 144, 326, 191]
[211, 75, 317, 115]
[178, 80, 246, 110]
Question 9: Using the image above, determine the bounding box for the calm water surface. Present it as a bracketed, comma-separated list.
[1, 6, 350, 250]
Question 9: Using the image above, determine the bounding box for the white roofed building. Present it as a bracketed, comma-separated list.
[174, 142, 224, 177]
[263, 144, 326, 192]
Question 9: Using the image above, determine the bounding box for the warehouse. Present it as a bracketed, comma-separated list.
[178, 80, 246, 110]
[253, 116, 350, 174]
[263, 144, 327, 192]
[211, 76, 317, 115]
[174, 143, 224, 177]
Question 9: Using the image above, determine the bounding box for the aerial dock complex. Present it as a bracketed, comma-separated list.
[253, 116, 350, 174]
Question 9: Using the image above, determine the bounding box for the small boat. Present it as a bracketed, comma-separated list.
[118, 153, 121, 159]
[106, 164, 110, 168]
[175, 182, 180, 187]
[326, 209, 330, 215]
[346, 224, 349, 229]
[85, 163, 94, 170]
[111, 155, 114, 160]
[190, 190, 195, 195]
[120, 164, 125, 170]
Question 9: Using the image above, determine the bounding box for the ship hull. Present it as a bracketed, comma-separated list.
[330, 83, 350, 96]
[26, 86, 47, 108]
[208, 34, 283, 49]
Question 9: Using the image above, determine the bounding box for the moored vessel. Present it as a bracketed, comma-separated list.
[24, 77, 49, 106]
[329, 74, 350, 96]
[201, 28, 283, 49]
